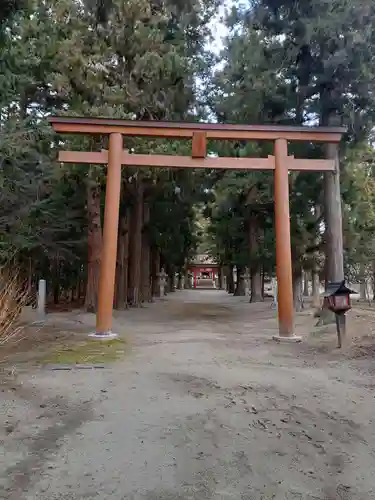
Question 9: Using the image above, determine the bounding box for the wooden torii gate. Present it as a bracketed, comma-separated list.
[48, 117, 345, 341]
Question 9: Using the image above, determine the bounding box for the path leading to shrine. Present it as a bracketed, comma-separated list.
[1, 290, 375, 499]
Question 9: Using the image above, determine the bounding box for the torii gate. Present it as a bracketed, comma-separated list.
[48, 117, 345, 341]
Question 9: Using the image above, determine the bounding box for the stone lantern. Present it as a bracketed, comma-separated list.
[242, 267, 251, 296]
[323, 280, 356, 347]
[157, 268, 167, 297]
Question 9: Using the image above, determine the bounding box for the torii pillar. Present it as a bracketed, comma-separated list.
[272, 138, 300, 342]
[90, 133, 123, 338]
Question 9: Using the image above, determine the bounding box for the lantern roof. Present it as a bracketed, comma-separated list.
[323, 280, 356, 297]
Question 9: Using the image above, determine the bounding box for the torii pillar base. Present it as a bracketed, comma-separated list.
[88, 332, 118, 340]
[272, 335, 302, 343]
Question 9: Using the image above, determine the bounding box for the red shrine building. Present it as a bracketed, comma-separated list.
[188, 254, 220, 289]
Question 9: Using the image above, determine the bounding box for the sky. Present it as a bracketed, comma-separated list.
[208, 1, 230, 56]
[196, 1, 232, 122]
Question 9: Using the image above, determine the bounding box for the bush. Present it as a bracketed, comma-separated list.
[0, 266, 29, 346]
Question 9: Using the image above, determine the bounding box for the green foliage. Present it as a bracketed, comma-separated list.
[341, 145, 375, 280]
[207, 0, 375, 284]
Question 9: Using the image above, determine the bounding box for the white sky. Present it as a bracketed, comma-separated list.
[208, 2, 230, 56]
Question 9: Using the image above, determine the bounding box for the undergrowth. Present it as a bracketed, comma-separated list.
[0, 266, 29, 347]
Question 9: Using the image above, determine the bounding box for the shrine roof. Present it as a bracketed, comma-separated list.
[189, 254, 219, 266]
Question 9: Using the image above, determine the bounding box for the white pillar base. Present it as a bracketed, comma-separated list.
[89, 332, 118, 340]
[272, 335, 302, 343]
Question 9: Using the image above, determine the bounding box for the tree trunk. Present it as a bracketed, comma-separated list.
[249, 214, 263, 302]
[219, 267, 224, 290]
[312, 204, 322, 308]
[359, 263, 367, 301]
[293, 269, 304, 312]
[53, 282, 59, 305]
[151, 247, 161, 297]
[27, 258, 33, 297]
[168, 269, 176, 292]
[322, 121, 344, 335]
[128, 180, 143, 307]
[79, 277, 85, 302]
[261, 268, 265, 298]
[184, 270, 191, 289]
[52, 284, 58, 305]
[324, 137, 344, 284]
[227, 266, 235, 294]
[84, 177, 102, 312]
[250, 269, 263, 302]
[141, 202, 152, 302]
[303, 270, 310, 296]
[312, 270, 321, 308]
[75, 277, 81, 302]
[52, 256, 60, 305]
[115, 208, 130, 309]
[234, 267, 245, 296]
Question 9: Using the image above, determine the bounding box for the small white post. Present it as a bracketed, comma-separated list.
[37, 279, 46, 321]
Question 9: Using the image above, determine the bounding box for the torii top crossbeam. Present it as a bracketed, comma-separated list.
[49, 116, 344, 142]
[48, 115, 346, 342]
[49, 116, 345, 172]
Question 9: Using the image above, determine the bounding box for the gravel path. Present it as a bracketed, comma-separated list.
[1, 290, 375, 500]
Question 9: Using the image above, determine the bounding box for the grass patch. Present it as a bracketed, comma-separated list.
[40, 337, 127, 365]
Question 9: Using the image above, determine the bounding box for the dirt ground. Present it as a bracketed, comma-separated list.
[1, 290, 375, 500]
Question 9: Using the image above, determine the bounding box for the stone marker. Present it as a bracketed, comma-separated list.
[37, 279, 46, 322]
